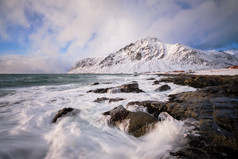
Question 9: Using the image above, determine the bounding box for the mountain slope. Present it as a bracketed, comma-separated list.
[69, 37, 238, 73]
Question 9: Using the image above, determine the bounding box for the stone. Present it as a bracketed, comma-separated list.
[92, 82, 99, 85]
[87, 88, 109, 93]
[52, 107, 79, 123]
[127, 111, 158, 137]
[126, 100, 163, 118]
[155, 84, 171, 92]
[93, 97, 124, 103]
[153, 80, 160, 85]
[146, 78, 155, 80]
[103, 105, 158, 137]
[103, 105, 129, 124]
[118, 81, 144, 93]
[109, 98, 125, 103]
[88, 81, 144, 93]
[93, 97, 109, 103]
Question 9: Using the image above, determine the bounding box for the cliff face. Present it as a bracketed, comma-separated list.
[69, 37, 238, 73]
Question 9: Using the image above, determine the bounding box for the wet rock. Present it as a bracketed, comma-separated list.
[87, 88, 109, 93]
[88, 81, 144, 93]
[158, 74, 238, 88]
[103, 105, 158, 137]
[118, 81, 144, 93]
[153, 80, 160, 85]
[52, 107, 79, 123]
[92, 82, 99, 85]
[155, 84, 171, 92]
[127, 111, 158, 137]
[127, 101, 163, 118]
[93, 97, 124, 103]
[94, 97, 109, 103]
[109, 98, 125, 103]
[129, 80, 238, 158]
[146, 77, 155, 80]
[103, 105, 129, 123]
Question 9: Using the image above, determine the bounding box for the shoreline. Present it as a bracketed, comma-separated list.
[133, 74, 238, 158]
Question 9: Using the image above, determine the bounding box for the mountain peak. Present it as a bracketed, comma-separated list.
[143, 36, 161, 42]
[69, 37, 238, 73]
[135, 36, 162, 46]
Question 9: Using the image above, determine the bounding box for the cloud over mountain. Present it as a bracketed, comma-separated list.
[0, 0, 238, 73]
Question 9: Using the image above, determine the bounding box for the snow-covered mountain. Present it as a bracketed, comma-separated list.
[69, 37, 238, 73]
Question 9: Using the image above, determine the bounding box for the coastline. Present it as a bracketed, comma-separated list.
[0, 72, 237, 158]
[128, 73, 238, 158]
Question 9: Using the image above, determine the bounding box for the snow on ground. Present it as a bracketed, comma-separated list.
[193, 68, 238, 75]
[149, 68, 238, 76]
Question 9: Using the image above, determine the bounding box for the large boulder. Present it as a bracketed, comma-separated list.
[103, 105, 158, 137]
[127, 111, 158, 137]
[117, 81, 144, 93]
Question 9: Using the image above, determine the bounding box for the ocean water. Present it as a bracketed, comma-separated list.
[0, 74, 196, 159]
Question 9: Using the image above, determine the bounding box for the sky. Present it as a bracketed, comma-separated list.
[0, 0, 238, 73]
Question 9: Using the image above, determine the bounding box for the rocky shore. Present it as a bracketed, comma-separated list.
[130, 74, 238, 158]
[53, 74, 238, 158]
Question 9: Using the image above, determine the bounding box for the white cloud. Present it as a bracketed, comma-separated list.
[0, 0, 238, 73]
[0, 0, 29, 40]
[0, 55, 71, 73]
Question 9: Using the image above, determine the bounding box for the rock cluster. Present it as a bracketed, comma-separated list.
[158, 74, 238, 88]
[87, 81, 144, 93]
[51, 74, 238, 158]
[126, 74, 238, 158]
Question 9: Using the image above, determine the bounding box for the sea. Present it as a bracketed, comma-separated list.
[0, 74, 196, 159]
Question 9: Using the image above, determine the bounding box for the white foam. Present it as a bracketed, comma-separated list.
[0, 74, 196, 159]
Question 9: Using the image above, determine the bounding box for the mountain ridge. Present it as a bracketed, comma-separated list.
[69, 37, 238, 73]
